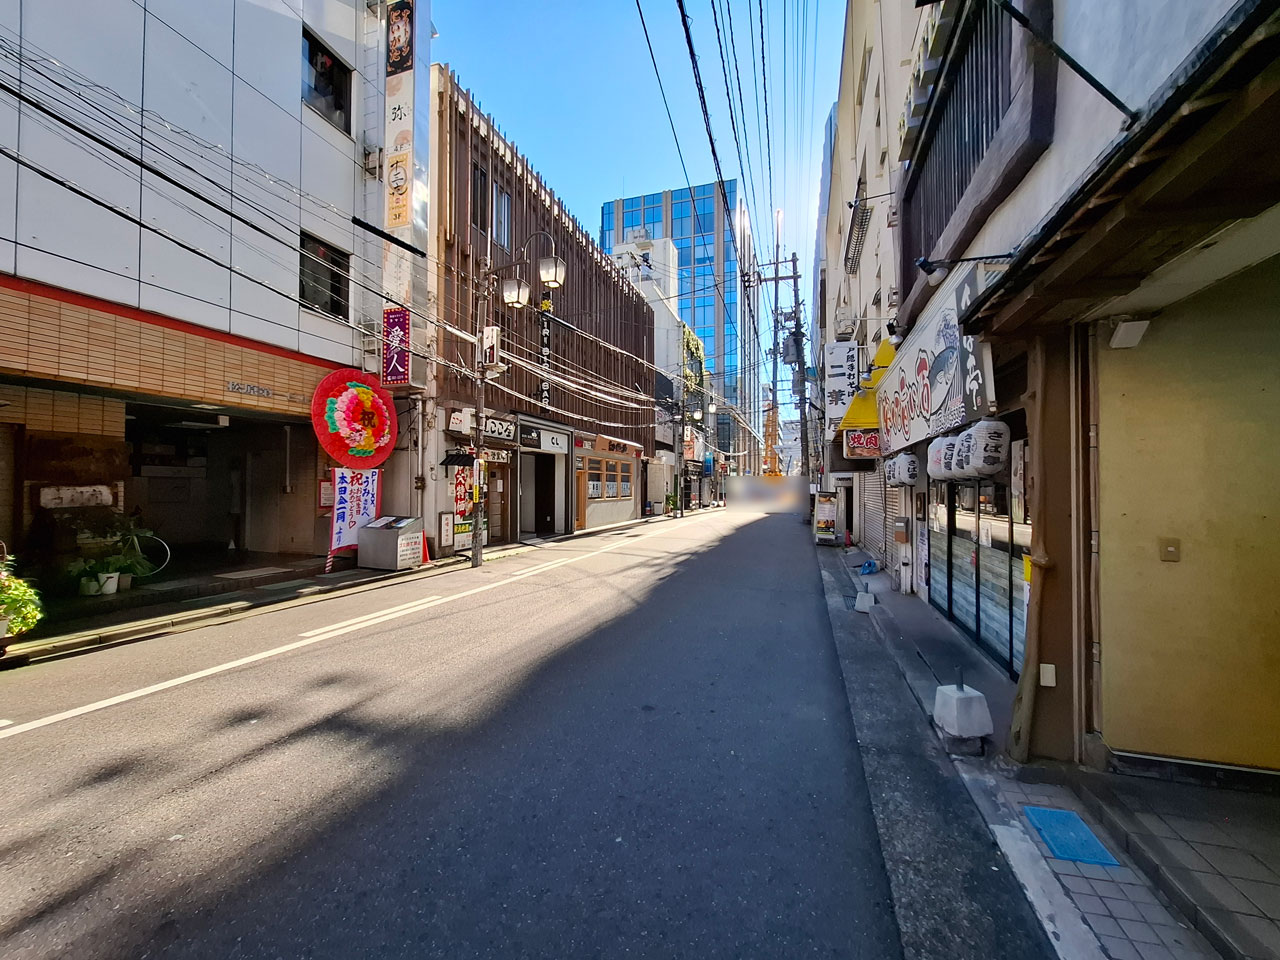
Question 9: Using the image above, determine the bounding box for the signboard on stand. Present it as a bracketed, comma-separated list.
[329, 468, 381, 553]
[813, 491, 838, 545]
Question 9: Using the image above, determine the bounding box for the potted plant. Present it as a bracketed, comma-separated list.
[102, 554, 133, 591]
[665, 493, 678, 515]
[68, 557, 102, 596]
[114, 518, 164, 581]
[1, 555, 43, 639]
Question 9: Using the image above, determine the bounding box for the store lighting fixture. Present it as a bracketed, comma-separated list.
[191, 403, 223, 410]
[887, 322, 903, 346]
[538, 255, 567, 289]
[915, 252, 1015, 287]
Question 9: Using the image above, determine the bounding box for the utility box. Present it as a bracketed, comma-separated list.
[357, 516, 425, 570]
[894, 517, 910, 544]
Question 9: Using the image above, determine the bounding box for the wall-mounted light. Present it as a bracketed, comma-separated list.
[886, 322, 903, 346]
[915, 252, 1016, 287]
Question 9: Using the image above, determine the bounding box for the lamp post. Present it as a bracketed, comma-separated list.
[471, 232, 566, 567]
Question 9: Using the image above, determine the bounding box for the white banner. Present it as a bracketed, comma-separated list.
[330, 468, 381, 552]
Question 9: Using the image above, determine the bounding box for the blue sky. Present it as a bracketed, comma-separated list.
[431, 0, 844, 293]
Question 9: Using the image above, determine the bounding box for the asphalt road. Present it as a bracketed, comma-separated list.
[1, 511, 908, 959]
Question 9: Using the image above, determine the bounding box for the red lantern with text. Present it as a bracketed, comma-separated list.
[311, 369, 398, 468]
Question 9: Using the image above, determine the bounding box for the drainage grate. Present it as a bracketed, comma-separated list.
[843, 595, 861, 610]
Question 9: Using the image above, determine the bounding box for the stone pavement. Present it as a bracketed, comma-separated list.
[829, 542, 1228, 960]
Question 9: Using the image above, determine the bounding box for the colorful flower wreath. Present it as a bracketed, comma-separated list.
[311, 369, 398, 468]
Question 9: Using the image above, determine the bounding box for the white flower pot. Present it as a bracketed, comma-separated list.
[97, 572, 119, 595]
[118, 573, 133, 591]
[79, 577, 101, 596]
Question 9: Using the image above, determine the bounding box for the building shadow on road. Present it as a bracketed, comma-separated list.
[3, 511, 904, 960]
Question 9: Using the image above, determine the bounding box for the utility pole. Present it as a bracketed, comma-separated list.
[771, 231, 781, 475]
[788, 252, 812, 518]
[471, 266, 489, 567]
[675, 328, 686, 519]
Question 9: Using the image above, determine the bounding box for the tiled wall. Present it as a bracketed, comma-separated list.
[0, 282, 334, 418]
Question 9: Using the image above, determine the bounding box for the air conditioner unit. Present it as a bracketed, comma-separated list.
[363, 146, 383, 179]
[886, 205, 900, 228]
[836, 318, 856, 337]
[886, 287, 901, 309]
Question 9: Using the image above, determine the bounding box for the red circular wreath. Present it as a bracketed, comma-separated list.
[310, 369, 398, 468]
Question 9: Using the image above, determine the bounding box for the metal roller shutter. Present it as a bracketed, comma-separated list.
[859, 460, 887, 562]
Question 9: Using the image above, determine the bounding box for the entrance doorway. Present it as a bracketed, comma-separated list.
[519, 452, 559, 537]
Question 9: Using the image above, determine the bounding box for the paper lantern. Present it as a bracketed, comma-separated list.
[969, 419, 1011, 476]
[927, 437, 949, 480]
[884, 456, 899, 486]
[952, 428, 976, 478]
[896, 453, 919, 486]
[311, 368, 398, 468]
[940, 436, 960, 479]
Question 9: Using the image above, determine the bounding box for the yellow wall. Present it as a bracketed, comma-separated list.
[1098, 256, 1280, 770]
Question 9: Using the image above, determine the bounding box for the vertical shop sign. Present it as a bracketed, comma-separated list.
[381, 307, 410, 386]
[380, 0, 430, 390]
[539, 312, 552, 407]
[330, 468, 382, 552]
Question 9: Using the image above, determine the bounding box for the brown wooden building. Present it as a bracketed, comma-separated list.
[428, 66, 655, 545]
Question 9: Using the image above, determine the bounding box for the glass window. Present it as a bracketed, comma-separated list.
[644, 193, 662, 205]
[605, 461, 619, 498]
[493, 186, 511, 249]
[300, 232, 350, 319]
[644, 203, 664, 239]
[302, 30, 350, 133]
[623, 196, 641, 211]
[673, 188, 691, 202]
[675, 239, 692, 268]
[694, 182, 714, 198]
[694, 233, 714, 265]
[471, 163, 488, 231]
[620, 462, 633, 497]
[587, 458, 603, 499]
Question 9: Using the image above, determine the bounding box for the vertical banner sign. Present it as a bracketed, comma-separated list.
[539, 312, 552, 407]
[823, 341, 859, 441]
[330, 468, 382, 553]
[381, 0, 419, 389]
[381, 306, 410, 385]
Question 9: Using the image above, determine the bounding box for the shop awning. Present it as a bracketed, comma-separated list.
[440, 451, 473, 467]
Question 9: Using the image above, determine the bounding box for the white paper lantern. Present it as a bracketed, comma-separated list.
[940, 436, 960, 479]
[952, 428, 977, 478]
[893, 453, 919, 486]
[884, 456, 898, 486]
[970, 419, 1011, 476]
[927, 437, 949, 480]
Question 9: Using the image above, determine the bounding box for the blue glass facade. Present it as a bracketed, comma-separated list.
[601, 179, 759, 465]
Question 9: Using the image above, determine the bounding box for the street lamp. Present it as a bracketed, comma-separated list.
[707, 401, 717, 414]
[501, 277, 531, 308]
[692, 408, 703, 421]
[538, 255, 567, 288]
[471, 230, 565, 569]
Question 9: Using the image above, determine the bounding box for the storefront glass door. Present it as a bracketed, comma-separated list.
[950, 482, 979, 635]
[928, 481, 949, 616]
[976, 478, 1013, 669]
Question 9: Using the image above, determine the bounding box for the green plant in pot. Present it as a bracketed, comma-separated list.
[115, 519, 163, 582]
[101, 554, 134, 591]
[1, 555, 44, 638]
[67, 557, 104, 596]
[664, 492, 678, 514]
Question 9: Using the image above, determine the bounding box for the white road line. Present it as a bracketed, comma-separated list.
[0, 517, 706, 741]
[0, 719, 12, 728]
[297, 595, 441, 636]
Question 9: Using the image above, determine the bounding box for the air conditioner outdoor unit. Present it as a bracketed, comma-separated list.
[363, 146, 383, 179]
[836, 318, 856, 337]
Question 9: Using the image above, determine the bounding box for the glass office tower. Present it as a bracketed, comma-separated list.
[600, 180, 760, 469]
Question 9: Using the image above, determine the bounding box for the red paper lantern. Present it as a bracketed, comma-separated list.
[310, 369, 398, 468]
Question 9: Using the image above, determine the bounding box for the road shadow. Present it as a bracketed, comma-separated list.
[2, 512, 904, 960]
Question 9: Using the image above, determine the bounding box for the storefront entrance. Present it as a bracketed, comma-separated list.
[926, 442, 1031, 676]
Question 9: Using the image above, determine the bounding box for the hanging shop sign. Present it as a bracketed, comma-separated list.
[876, 265, 997, 455]
[837, 340, 896, 434]
[486, 417, 516, 443]
[594, 434, 641, 455]
[311, 369, 398, 468]
[380, 0, 430, 390]
[843, 429, 881, 459]
[823, 341, 860, 441]
[329, 467, 381, 553]
[521, 425, 570, 453]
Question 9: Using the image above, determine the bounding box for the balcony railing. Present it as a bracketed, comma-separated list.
[902, 1, 1012, 267]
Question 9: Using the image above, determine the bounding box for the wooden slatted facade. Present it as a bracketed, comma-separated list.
[432, 66, 655, 456]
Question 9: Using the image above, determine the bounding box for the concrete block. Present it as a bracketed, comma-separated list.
[854, 591, 876, 613]
[933, 684, 993, 739]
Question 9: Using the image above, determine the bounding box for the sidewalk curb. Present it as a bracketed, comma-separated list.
[1, 512, 692, 668]
[815, 547, 1059, 960]
[817, 545, 1098, 960]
